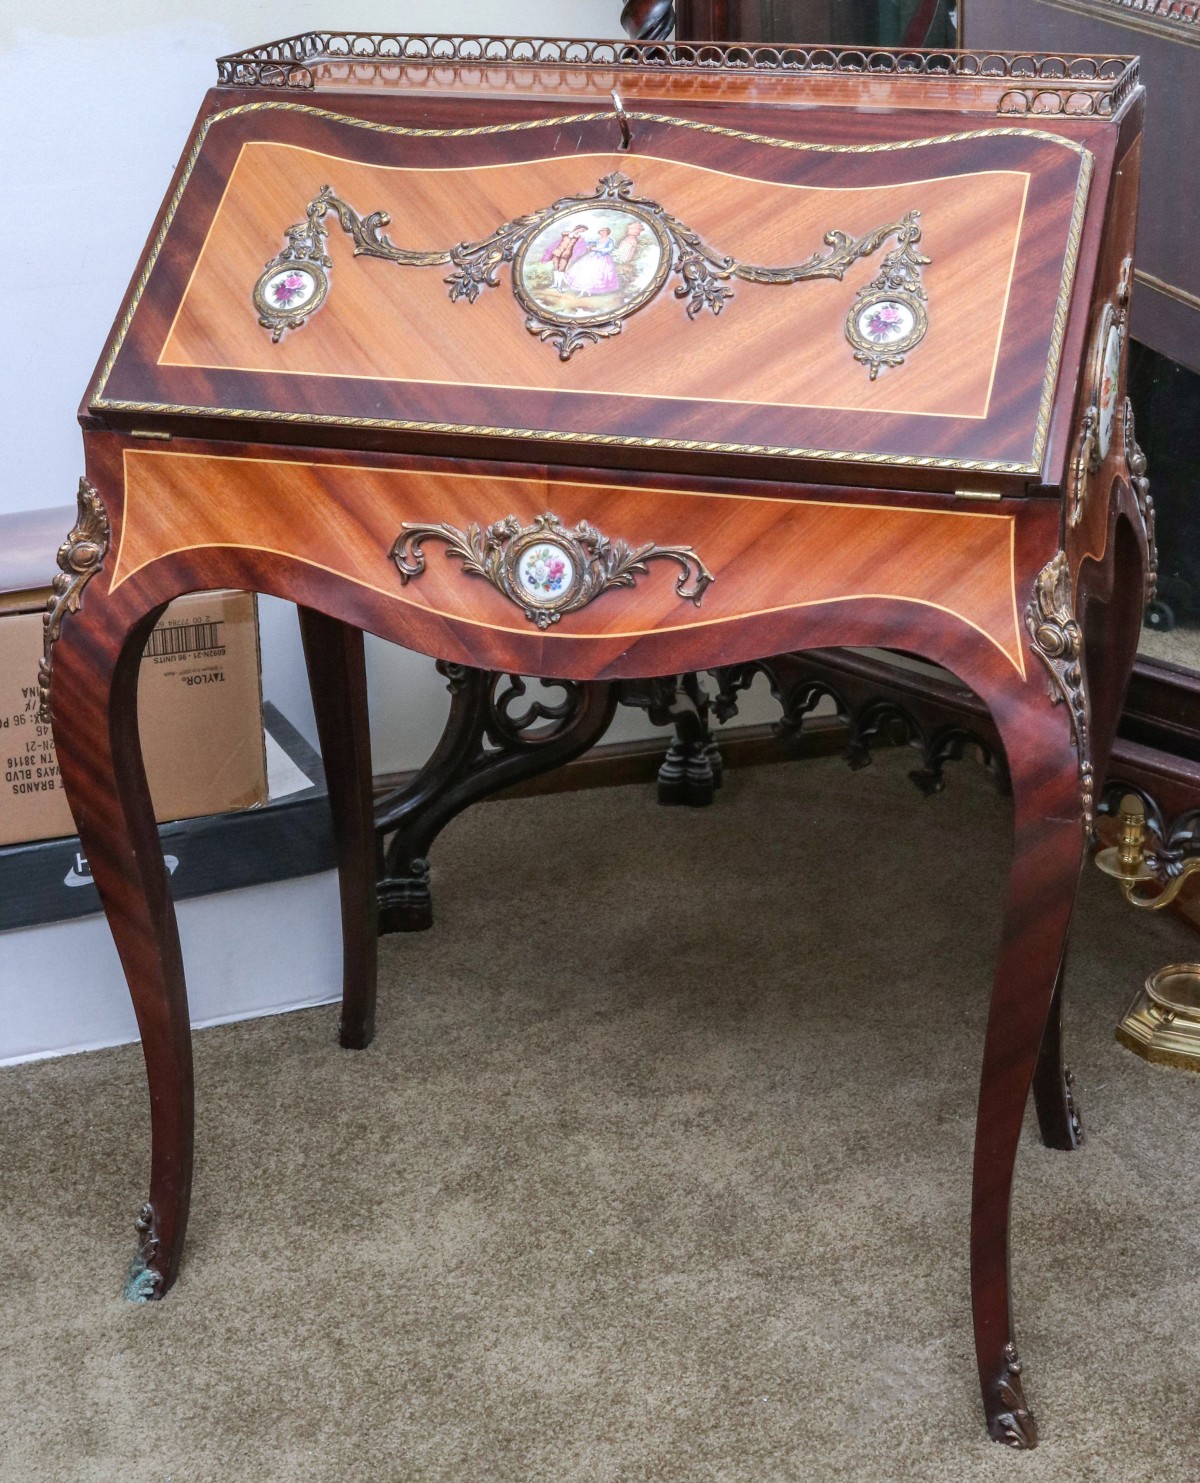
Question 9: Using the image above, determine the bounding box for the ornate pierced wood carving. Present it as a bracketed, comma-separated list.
[37, 479, 111, 724]
[256, 172, 930, 371]
[990, 1342, 1038, 1449]
[1026, 553, 1094, 828]
[376, 662, 619, 932]
[391, 511, 712, 628]
[123, 1203, 163, 1302]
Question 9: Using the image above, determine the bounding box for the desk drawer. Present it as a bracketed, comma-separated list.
[111, 445, 1026, 677]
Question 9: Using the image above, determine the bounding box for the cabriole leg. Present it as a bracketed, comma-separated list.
[298, 608, 378, 1049]
[50, 583, 189, 1301]
[972, 709, 1088, 1447]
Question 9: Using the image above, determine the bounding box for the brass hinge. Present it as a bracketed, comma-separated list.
[955, 488, 1003, 502]
[130, 428, 172, 441]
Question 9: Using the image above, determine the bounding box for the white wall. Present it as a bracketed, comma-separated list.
[2, 0, 627, 776]
[0, 3, 780, 1061]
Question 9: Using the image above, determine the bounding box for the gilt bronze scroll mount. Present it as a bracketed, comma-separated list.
[390, 510, 713, 629]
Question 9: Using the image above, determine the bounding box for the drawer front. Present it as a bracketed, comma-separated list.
[111, 446, 1025, 679]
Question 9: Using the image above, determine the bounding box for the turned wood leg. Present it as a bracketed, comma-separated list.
[51, 594, 189, 1300]
[972, 712, 1088, 1447]
[375, 666, 618, 933]
[653, 672, 723, 806]
[298, 608, 378, 1049]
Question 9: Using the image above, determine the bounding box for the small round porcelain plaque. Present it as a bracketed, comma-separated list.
[253, 260, 328, 339]
[845, 289, 928, 377]
[513, 539, 580, 613]
[513, 202, 671, 329]
[856, 297, 917, 345]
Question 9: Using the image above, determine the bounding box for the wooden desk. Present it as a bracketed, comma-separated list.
[47, 35, 1151, 1448]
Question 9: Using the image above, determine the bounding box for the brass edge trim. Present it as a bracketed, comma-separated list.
[1134, 267, 1200, 314]
[1032, 149, 1093, 469]
[96, 397, 1039, 473]
[629, 111, 1090, 159]
[90, 101, 1092, 474]
[208, 136, 1035, 190]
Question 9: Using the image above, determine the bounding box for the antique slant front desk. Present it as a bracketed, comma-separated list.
[47, 34, 1152, 1447]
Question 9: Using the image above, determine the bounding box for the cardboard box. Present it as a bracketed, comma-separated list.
[0, 505, 267, 847]
[0, 704, 331, 933]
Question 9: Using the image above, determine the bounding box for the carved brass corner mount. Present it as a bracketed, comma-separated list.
[1068, 262, 1132, 529]
[390, 510, 712, 628]
[1123, 397, 1157, 604]
[37, 479, 111, 725]
[256, 171, 930, 373]
[1025, 552, 1093, 828]
[124, 1202, 163, 1302]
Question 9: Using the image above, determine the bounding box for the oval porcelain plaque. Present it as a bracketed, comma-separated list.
[1098, 320, 1122, 463]
[514, 204, 671, 328]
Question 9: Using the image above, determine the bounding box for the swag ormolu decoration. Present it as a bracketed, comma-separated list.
[391, 511, 713, 628]
[255, 171, 931, 373]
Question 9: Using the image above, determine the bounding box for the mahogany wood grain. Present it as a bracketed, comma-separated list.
[89, 87, 1117, 493]
[110, 443, 1028, 673]
[163, 145, 1026, 424]
[50, 597, 191, 1297]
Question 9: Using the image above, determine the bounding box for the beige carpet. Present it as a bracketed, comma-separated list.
[3, 753, 1200, 1482]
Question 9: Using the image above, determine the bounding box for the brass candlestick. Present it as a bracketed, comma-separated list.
[1097, 794, 1200, 1069]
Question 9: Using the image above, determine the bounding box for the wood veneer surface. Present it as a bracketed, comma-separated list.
[93, 101, 1100, 480]
[163, 145, 1028, 423]
[113, 446, 1024, 672]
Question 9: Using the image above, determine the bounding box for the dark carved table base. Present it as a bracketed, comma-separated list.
[375, 669, 721, 932]
[373, 649, 1012, 935]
